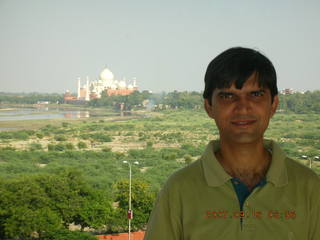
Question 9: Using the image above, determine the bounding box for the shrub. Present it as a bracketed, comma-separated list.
[29, 143, 43, 151]
[91, 134, 112, 142]
[0, 131, 33, 140]
[80, 134, 90, 140]
[54, 135, 67, 141]
[15, 131, 30, 140]
[36, 132, 44, 139]
[77, 141, 87, 149]
[47, 144, 55, 151]
[0, 146, 16, 151]
[54, 143, 66, 151]
[62, 122, 69, 127]
[184, 154, 193, 164]
[48, 143, 66, 151]
[146, 141, 153, 148]
[65, 143, 74, 150]
[101, 147, 112, 152]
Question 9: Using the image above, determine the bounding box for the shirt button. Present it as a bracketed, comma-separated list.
[246, 202, 249, 207]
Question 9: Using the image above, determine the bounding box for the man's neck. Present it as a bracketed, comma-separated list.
[215, 139, 271, 191]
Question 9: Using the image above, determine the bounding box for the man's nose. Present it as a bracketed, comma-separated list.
[234, 96, 252, 113]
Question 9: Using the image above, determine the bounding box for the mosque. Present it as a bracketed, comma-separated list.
[64, 67, 138, 102]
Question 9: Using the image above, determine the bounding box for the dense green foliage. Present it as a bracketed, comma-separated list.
[152, 90, 320, 113]
[0, 93, 63, 104]
[0, 168, 156, 239]
[0, 170, 108, 239]
[278, 91, 320, 113]
[1, 90, 319, 113]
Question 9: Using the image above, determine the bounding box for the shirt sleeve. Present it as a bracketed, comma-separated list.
[309, 175, 320, 240]
[144, 180, 183, 240]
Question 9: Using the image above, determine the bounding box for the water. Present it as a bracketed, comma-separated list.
[0, 108, 91, 121]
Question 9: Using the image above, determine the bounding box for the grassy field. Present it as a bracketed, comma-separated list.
[0, 109, 319, 186]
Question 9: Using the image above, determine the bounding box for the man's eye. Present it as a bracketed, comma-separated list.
[219, 93, 234, 99]
[251, 91, 265, 97]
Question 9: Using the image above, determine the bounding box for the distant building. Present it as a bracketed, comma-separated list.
[36, 101, 50, 105]
[279, 88, 306, 95]
[64, 67, 138, 102]
[280, 88, 295, 95]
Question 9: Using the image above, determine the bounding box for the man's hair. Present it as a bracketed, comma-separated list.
[203, 47, 278, 105]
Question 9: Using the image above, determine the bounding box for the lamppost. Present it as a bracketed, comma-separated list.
[301, 155, 312, 168]
[123, 161, 139, 240]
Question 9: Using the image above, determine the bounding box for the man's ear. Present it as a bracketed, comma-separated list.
[270, 95, 279, 118]
[204, 98, 215, 119]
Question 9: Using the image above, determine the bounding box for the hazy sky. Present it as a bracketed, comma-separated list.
[1, 0, 319, 93]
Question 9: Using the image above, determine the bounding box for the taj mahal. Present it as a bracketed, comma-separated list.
[64, 67, 138, 102]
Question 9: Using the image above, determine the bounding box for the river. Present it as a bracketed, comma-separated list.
[0, 107, 121, 121]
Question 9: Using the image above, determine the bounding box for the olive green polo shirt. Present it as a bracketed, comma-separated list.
[144, 139, 320, 240]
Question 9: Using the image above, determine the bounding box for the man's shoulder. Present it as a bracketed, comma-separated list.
[164, 159, 204, 190]
[285, 156, 320, 183]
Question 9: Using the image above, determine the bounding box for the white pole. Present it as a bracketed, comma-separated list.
[85, 78, 90, 101]
[77, 77, 81, 99]
[128, 162, 132, 240]
[309, 157, 312, 169]
[123, 161, 138, 240]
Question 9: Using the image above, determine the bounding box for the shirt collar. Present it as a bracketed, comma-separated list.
[200, 139, 288, 187]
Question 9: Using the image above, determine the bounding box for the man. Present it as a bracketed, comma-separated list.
[144, 47, 320, 240]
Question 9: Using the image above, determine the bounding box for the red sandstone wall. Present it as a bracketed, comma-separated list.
[106, 89, 135, 96]
[97, 232, 145, 240]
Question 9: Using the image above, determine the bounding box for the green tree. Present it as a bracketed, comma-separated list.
[73, 190, 113, 231]
[112, 179, 155, 231]
[0, 177, 62, 239]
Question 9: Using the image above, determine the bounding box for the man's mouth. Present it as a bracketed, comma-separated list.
[231, 120, 256, 126]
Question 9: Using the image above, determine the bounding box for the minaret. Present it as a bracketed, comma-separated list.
[133, 77, 137, 88]
[85, 77, 90, 101]
[77, 77, 81, 99]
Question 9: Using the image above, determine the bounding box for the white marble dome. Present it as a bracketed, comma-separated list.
[118, 80, 126, 89]
[100, 68, 114, 81]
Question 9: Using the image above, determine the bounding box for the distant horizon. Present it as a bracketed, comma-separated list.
[1, 87, 319, 95]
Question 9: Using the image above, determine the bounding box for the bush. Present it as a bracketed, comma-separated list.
[184, 154, 193, 164]
[146, 141, 153, 148]
[48, 143, 66, 151]
[36, 132, 44, 139]
[54, 135, 67, 141]
[62, 122, 69, 128]
[29, 143, 43, 151]
[77, 141, 87, 149]
[0, 146, 16, 151]
[91, 134, 112, 142]
[0, 131, 33, 140]
[55, 143, 66, 151]
[47, 144, 55, 151]
[101, 147, 112, 152]
[65, 143, 74, 150]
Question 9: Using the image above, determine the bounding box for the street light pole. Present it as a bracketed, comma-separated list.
[123, 161, 139, 240]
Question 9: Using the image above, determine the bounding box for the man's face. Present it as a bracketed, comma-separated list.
[204, 73, 279, 144]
